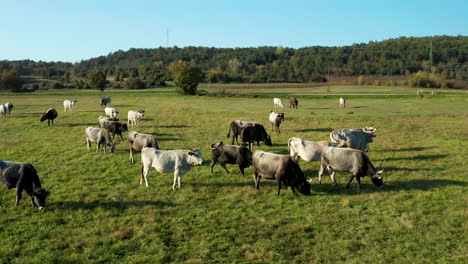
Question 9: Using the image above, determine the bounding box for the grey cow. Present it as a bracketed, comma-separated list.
[85, 127, 116, 153]
[128, 131, 159, 163]
[318, 147, 384, 190]
[330, 127, 376, 151]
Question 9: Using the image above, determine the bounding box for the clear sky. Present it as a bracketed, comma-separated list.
[1, 0, 466, 62]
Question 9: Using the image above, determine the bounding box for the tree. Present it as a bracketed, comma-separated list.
[168, 61, 203, 95]
[123, 77, 145, 89]
[0, 71, 23, 91]
[87, 70, 106, 91]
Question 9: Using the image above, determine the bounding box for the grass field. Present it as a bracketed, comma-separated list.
[0, 86, 467, 263]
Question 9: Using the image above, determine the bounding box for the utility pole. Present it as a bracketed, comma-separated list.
[429, 39, 433, 72]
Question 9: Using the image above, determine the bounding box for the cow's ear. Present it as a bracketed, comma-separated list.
[188, 152, 194, 156]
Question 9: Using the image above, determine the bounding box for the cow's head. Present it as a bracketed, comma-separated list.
[40, 115, 46, 122]
[121, 123, 129, 132]
[188, 148, 203, 165]
[264, 135, 272, 146]
[298, 181, 311, 195]
[33, 188, 51, 209]
[370, 169, 384, 188]
[109, 143, 116, 153]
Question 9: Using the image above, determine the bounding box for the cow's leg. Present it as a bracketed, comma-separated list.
[239, 166, 245, 176]
[15, 186, 22, 206]
[119, 133, 124, 142]
[220, 162, 230, 174]
[31, 195, 38, 207]
[356, 176, 361, 191]
[318, 165, 325, 184]
[86, 138, 91, 152]
[346, 175, 355, 189]
[276, 177, 282, 196]
[96, 142, 100, 152]
[141, 165, 150, 187]
[329, 170, 337, 185]
[173, 171, 179, 190]
[253, 171, 261, 189]
[209, 159, 217, 174]
[129, 148, 134, 163]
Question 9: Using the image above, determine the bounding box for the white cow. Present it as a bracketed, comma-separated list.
[288, 137, 347, 164]
[140, 147, 203, 190]
[273, 98, 284, 108]
[339, 97, 346, 108]
[85, 127, 115, 153]
[63, 100, 77, 112]
[105, 107, 119, 118]
[128, 110, 144, 128]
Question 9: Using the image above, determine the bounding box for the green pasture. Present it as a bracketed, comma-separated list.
[0, 87, 467, 263]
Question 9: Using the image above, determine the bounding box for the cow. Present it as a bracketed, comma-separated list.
[85, 127, 116, 153]
[240, 123, 272, 150]
[1, 102, 13, 117]
[63, 99, 77, 112]
[102, 121, 128, 141]
[227, 120, 259, 145]
[40, 108, 58, 126]
[98, 116, 119, 128]
[251, 151, 311, 196]
[330, 127, 377, 152]
[140, 147, 203, 190]
[128, 131, 159, 163]
[0, 160, 51, 209]
[339, 97, 346, 108]
[269, 112, 285, 133]
[128, 110, 144, 128]
[318, 147, 384, 190]
[289, 97, 298, 109]
[273, 97, 284, 108]
[288, 137, 347, 164]
[210, 142, 252, 176]
[100, 96, 111, 107]
[105, 107, 119, 118]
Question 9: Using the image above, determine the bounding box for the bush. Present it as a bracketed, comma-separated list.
[409, 71, 446, 88]
[123, 77, 145, 89]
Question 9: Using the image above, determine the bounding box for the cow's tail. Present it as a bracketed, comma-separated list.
[227, 122, 233, 139]
[330, 131, 340, 143]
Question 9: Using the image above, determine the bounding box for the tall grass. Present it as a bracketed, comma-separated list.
[0, 89, 466, 263]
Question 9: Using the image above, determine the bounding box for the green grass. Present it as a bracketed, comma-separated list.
[0, 87, 467, 263]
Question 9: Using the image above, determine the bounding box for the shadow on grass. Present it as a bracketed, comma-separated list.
[65, 122, 98, 127]
[294, 128, 333, 133]
[376, 147, 436, 152]
[56, 200, 179, 210]
[352, 106, 368, 108]
[374, 154, 448, 162]
[159, 125, 191, 128]
[312, 179, 467, 195]
[158, 137, 182, 142]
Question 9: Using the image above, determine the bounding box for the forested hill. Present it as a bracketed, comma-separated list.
[1, 35, 467, 83]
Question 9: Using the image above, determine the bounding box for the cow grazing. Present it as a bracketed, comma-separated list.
[100, 96, 111, 107]
[227, 120, 258, 145]
[102, 121, 128, 141]
[318, 147, 384, 190]
[98, 116, 119, 128]
[40, 108, 58, 126]
[105, 107, 119, 118]
[240, 123, 272, 150]
[339, 97, 346, 108]
[63, 99, 77, 112]
[289, 97, 298, 109]
[269, 112, 285, 133]
[85, 127, 116, 153]
[288, 137, 347, 164]
[330, 127, 377, 151]
[210, 142, 252, 176]
[273, 97, 284, 108]
[140, 147, 203, 190]
[128, 110, 144, 128]
[0, 160, 51, 209]
[128, 131, 159, 163]
[1, 102, 13, 117]
[252, 151, 311, 196]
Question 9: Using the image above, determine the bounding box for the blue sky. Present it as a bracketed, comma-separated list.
[1, 0, 466, 62]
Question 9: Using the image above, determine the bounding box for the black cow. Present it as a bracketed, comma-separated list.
[100, 96, 111, 107]
[40, 108, 58, 126]
[103, 121, 129, 141]
[252, 151, 311, 196]
[210, 142, 253, 176]
[0, 160, 51, 209]
[227, 120, 258, 145]
[240, 123, 272, 150]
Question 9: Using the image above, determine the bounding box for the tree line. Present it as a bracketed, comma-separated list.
[0, 35, 466, 91]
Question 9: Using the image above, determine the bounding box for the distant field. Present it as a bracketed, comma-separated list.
[0, 88, 467, 263]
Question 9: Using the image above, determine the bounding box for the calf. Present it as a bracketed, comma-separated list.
[289, 97, 298, 109]
[103, 121, 128, 141]
[273, 97, 284, 108]
[40, 108, 58, 126]
[128, 131, 159, 163]
[252, 151, 311, 196]
[140, 147, 203, 190]
[269, 112, 285, 133]
[128, 110, 144, 128]
[0, 160, 51, 209]
[63, 99, 77, 112]
[210, 142, 252, 176]
[85, 127, 116, 153]
[319, 147, 384, 190]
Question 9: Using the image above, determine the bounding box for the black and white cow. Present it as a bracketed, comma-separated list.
[1, 102, 13, 117]
[140, 147, 203, 190]
[269, 112, 285, 133]
[0, 160, 51, 209]
[319, 147, 384, 190]
[252, 150, 311, 196]
[210, 142, 252, 176]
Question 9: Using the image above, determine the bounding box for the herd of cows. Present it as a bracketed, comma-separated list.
[0, 95, 384, 210]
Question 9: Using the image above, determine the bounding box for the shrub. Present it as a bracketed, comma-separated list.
[409, 71, 446, 88]
[123, 77, 145, 89]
